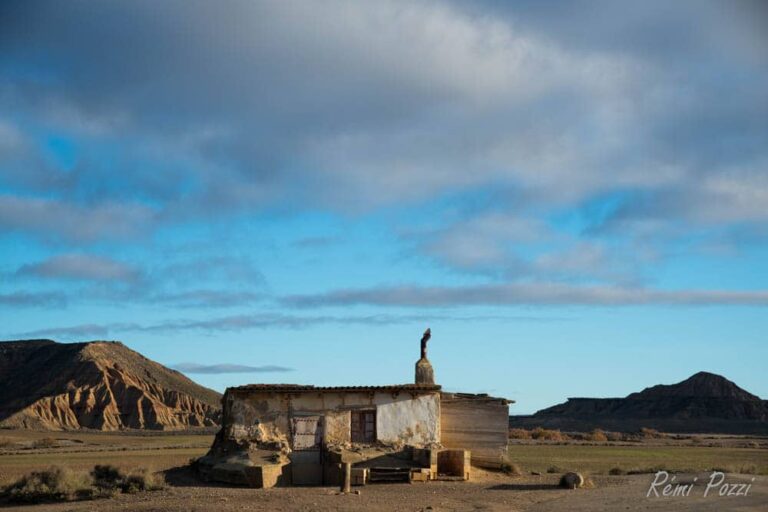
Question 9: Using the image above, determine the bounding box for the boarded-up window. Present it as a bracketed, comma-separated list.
[350, 410, 376, 443]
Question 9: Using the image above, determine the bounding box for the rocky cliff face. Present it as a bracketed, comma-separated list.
[509, 372, 768, 434]
[0, 339, 221, 430]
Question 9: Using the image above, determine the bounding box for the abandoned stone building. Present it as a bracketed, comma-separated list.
[198, 329, 512, 487]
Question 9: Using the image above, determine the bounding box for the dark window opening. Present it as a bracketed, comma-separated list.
[351, 410, 376, 444]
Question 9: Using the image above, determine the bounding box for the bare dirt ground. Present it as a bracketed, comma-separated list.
[1, 469, 766, 512]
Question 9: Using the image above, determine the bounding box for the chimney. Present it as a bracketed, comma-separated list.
[415, 328, 435, 385]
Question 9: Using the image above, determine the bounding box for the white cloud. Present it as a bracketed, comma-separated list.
[16, 254, 141, 282]
[286, 282, 768, 308]
[0, 194, 155, 242]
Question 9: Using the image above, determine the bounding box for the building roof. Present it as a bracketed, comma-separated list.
[227, 383, 441, 393]
[440, 391, 514, 405]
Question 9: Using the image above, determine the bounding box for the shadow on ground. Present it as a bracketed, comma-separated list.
[163, 465, 223, 488]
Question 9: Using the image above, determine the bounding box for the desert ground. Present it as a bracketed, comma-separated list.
[0, 429, 766, 511]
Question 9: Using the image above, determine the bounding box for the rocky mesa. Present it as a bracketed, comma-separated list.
[509, 372, 768, 435]
[0, 339, 221, 430]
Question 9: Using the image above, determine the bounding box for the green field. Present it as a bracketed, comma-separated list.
[509, 443, 768, 475]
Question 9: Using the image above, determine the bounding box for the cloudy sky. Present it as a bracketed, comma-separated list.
[1, 0, 766, 412]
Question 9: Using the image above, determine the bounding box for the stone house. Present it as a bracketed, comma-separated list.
[198, 330, 512, 487]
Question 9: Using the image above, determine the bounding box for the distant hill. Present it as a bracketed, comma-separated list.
[509, 372, 768, 435]
[0, 339, 221, 430]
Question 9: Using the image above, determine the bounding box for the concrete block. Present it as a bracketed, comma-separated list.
[351, 467, 368, 486]
[244, 464, 288, 488]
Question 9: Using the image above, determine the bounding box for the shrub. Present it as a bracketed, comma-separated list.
[588, 429, 608, 442]
[32, 437, 57, 449]
[531, 428, 568, 441]
[91, 465, 122, 488]
[546, 465, 563, 474]
[501, 463, 522, 476]
[608, 467, 625, 475]
[121, 468, 165, 493]
[2, 465, 164, 504]
[605, 431, 624, 442]
[640, 427, 666, 439]
[2, 467, 93, 503]
[508, 428, 532, 440]
[91, 465, 165, 494]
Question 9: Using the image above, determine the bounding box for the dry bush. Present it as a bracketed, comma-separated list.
[32, 437, 57, 449]
[546, 465, 563, 474]
[531, 428, 569, 441]
[91, 465, 122, 491]
[608, 467, 625, 475]
[501, 463, 523, 476]
[121, 468, 165, 493]
[588, 429, 608, 442]
[91, 465, 165, 494]
[605, 431, 624, 442]
[508, 428, 532, 440]
[640, 427, 666, 439]
[2, 467, 93, 503]
[2, 465, 164, 504]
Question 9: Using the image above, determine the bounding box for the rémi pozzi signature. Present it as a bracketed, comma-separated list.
[647, 471, 755, 498]
[645, 471, 755, 498]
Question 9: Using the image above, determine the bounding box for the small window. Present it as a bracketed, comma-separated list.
[351, 410, 376, 444]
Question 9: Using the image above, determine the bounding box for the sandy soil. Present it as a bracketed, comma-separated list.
[1, 469, 765, 512]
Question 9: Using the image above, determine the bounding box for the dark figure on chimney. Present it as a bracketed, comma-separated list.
[420, 328, 431, 360]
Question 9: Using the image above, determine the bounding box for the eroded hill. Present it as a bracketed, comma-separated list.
[0, 339, 221, 430]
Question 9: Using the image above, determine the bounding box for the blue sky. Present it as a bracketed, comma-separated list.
[1, 0, 766, 413]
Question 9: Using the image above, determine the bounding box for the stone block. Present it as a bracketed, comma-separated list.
[351, 467, 368, 486]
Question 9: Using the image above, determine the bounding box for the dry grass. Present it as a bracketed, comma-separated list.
[0, 447, 207, 486]
[1, 465, 165, 504]
[509, 427, 570, 441]
[91, 464, 165, 494]
[530, 428, 569, 441]
[587, 429, 608, 442]
[640, 427, 667, 439]
[1, 467, 94, 503]
[509, 443, 768, 476]
[500, 462, 523, 476]
[31, 437, 57, 449]
[0, 429, 213, 486]
[508, 428, 532, 440]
